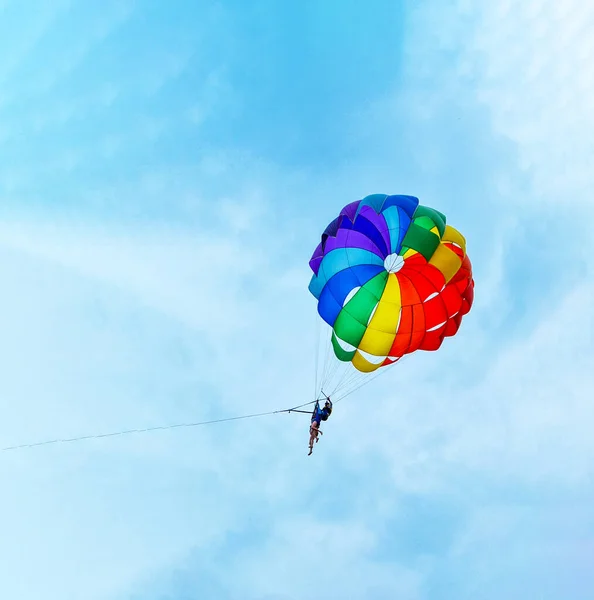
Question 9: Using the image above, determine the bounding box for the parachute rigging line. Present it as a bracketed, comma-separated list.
[3, 356, 406, 453]
[1, 397, 331, 453]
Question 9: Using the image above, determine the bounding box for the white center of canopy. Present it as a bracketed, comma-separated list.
[384, 253, 404, 273]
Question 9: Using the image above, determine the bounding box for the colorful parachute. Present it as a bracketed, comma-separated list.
[309, 194, 474, 387]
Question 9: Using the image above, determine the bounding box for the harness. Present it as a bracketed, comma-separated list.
[311, 397, 333, 424]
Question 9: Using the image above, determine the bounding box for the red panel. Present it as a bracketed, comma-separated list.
[407, 303, 427, 353]
[397, 274, 419, 307]
[405, 260, 446, 291]
[441, 284, 463, 317]
[419, 324, 447, 350]
[405, 268, 442, 303]
[423, 293, 448, 330]
[389, 305, 414, 356]
[444, 316, 460, 337]
[374, 242, 475, 360]
[403, 253, 427, 268]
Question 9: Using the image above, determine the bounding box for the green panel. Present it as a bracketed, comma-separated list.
[331, 332, 356, 362]
[413, 205, 447, 237]
[400, 223, 441, 261]
[333, 272, 387, 346]
[333, 310, 367, 347]
[352, 271, 388, 306]
[413, 216, 437, 232]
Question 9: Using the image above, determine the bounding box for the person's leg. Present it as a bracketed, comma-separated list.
[309, 422, 319, 453]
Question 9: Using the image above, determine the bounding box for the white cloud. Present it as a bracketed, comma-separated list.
[442, 279, 593, 484]
[231, 518, 424, 600]
[464, 0, 594, 207]
[0, 218, 266, 337]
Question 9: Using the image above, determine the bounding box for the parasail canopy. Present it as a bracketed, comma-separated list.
[309, 194, 474, 398]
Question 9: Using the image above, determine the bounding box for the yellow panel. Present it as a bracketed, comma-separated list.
[357, 275, 400, 354]
[357, 328, 396, 355]
[442, 225, 466, 254]
[403, 247, 418, 259]
[352, 350, 384, 372]
[367, 275, 401, 332]
[429, 243, 462, 283]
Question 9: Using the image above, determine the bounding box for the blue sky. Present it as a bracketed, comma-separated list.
[0, 0, 593, 599]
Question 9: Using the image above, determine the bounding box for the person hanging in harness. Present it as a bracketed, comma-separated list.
[308, 396, 332, 455]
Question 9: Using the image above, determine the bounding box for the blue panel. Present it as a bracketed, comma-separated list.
[356, 193, 389, 217]
[351, 215, 389, 256]
[382, 205, 413, 253]
[308, 247, 384, 298]
[383, 194, 419, 218]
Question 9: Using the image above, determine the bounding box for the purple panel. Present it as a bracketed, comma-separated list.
[321, 229, 384, 258]
[309, 242, 324, 274]
[339, 200, 361, 223]
[357, 205, 391, 254]
[350, 215, 389, 257]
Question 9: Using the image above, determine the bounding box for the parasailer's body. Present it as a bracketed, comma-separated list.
[308, 398, 332, 455]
